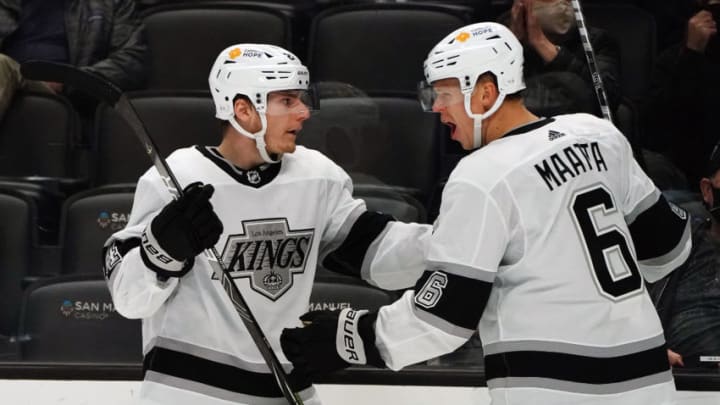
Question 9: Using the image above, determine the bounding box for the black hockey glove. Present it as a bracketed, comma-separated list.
[280, 309, 385, 379]
[141, 182, 223, 278]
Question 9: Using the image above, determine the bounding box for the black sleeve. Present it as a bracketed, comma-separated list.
[628, 195, 689, 262]
[411, 269, 493, 335]
[322, 211, 394, 278]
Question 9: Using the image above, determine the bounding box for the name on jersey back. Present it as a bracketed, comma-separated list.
[534, 141, 608, 192]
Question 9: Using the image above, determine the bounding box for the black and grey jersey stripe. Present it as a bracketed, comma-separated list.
[103, 237, 140, 279]
[484, 334, 671, 394]
[322, 211, 395, 278]
[410, 262, 495, 338]
[143, 338, 312, 403]
[627, 190, 690, 262]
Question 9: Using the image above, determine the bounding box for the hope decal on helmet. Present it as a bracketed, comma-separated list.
[418, 22, 525, 149]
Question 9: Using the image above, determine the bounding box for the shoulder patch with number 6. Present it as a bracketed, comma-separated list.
[414, 271, 448, 309]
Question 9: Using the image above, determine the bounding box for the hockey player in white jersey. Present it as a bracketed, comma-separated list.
[281, 23, 693, 404]
[102, 44, 430, 405]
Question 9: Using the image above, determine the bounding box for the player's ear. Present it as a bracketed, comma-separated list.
[470, 78, 498, 113]
[480, 80, 499, 108]
[233, 97, 257, 123]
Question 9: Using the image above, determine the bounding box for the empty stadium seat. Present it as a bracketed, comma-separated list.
[0, 91, 83, 243]
[354, 186, 427, 224]
[17, 275, 142, 363]
[309, 280, 398, 312]
[0, 91, 79, 178]
[584, 3, 657, 102]
[142, 2, 293, 90]
[299, 95, 442, 203]
[59, 185, 136, 275]
[0, 189, 36, 338]
[308, 3, 472, 94]
[94, 91, 217, 185]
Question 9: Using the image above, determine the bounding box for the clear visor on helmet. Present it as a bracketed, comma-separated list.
[266, 85, 319, 116]
[417, 80, 465, 112]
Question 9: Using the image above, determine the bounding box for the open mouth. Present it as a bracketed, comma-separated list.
[443, 121, 457, 139]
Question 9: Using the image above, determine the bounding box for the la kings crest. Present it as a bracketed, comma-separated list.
[216, 218, 314, 300]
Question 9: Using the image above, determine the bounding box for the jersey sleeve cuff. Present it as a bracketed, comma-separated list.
[140, 228, 194, 279]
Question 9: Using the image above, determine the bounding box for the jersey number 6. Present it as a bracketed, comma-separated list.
[570, 186, 642, 301]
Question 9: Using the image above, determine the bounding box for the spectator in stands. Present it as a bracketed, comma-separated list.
[651, 152, 720, 369]
[642, 0, 707, 50]
[499, 0, 621, 117]
[644, 0, 719, 189]
[0, 0, 147, 122]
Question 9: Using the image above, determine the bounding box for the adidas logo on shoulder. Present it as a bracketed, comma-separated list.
[548, 130, 566, 141]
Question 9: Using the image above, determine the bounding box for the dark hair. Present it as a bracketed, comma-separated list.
[477, 72, 524, 101]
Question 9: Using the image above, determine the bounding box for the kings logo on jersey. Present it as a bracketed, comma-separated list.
[216, 218, 314, 300]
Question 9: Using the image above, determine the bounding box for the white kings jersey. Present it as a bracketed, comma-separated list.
[102, 145, 430, 405]
[372, 114, 692, 405]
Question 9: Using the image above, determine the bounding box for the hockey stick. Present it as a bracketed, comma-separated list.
[570, 0, 613, 122]
[20, 61, 304, 405]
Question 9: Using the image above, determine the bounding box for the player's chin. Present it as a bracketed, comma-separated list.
[455, 133, 473, 150]
[280, 140, 297, 154]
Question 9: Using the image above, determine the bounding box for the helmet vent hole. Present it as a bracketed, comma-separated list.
[492, 47, 498, 54]
[447, 61, 457, 66]
[505, 42, 512, 51]
[224, 96, 229, 101]
[487, 35, 500, 40]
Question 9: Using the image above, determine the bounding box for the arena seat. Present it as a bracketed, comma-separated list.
[94, 91, 217, 186]
[142, 2, 293, 90]
[299, 95, 442, 203]
[307, 3, 472, 94]
[17, 275, 142, 363]
[59, 185, 136, 275]
[0, 91, 82, 243]
[0, 189, 36, 338]
[353, 186, 427, 224]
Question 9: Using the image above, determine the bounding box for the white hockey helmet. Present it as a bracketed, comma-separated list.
[419, 22, 525, 148]
[208, 44, 312, 163]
